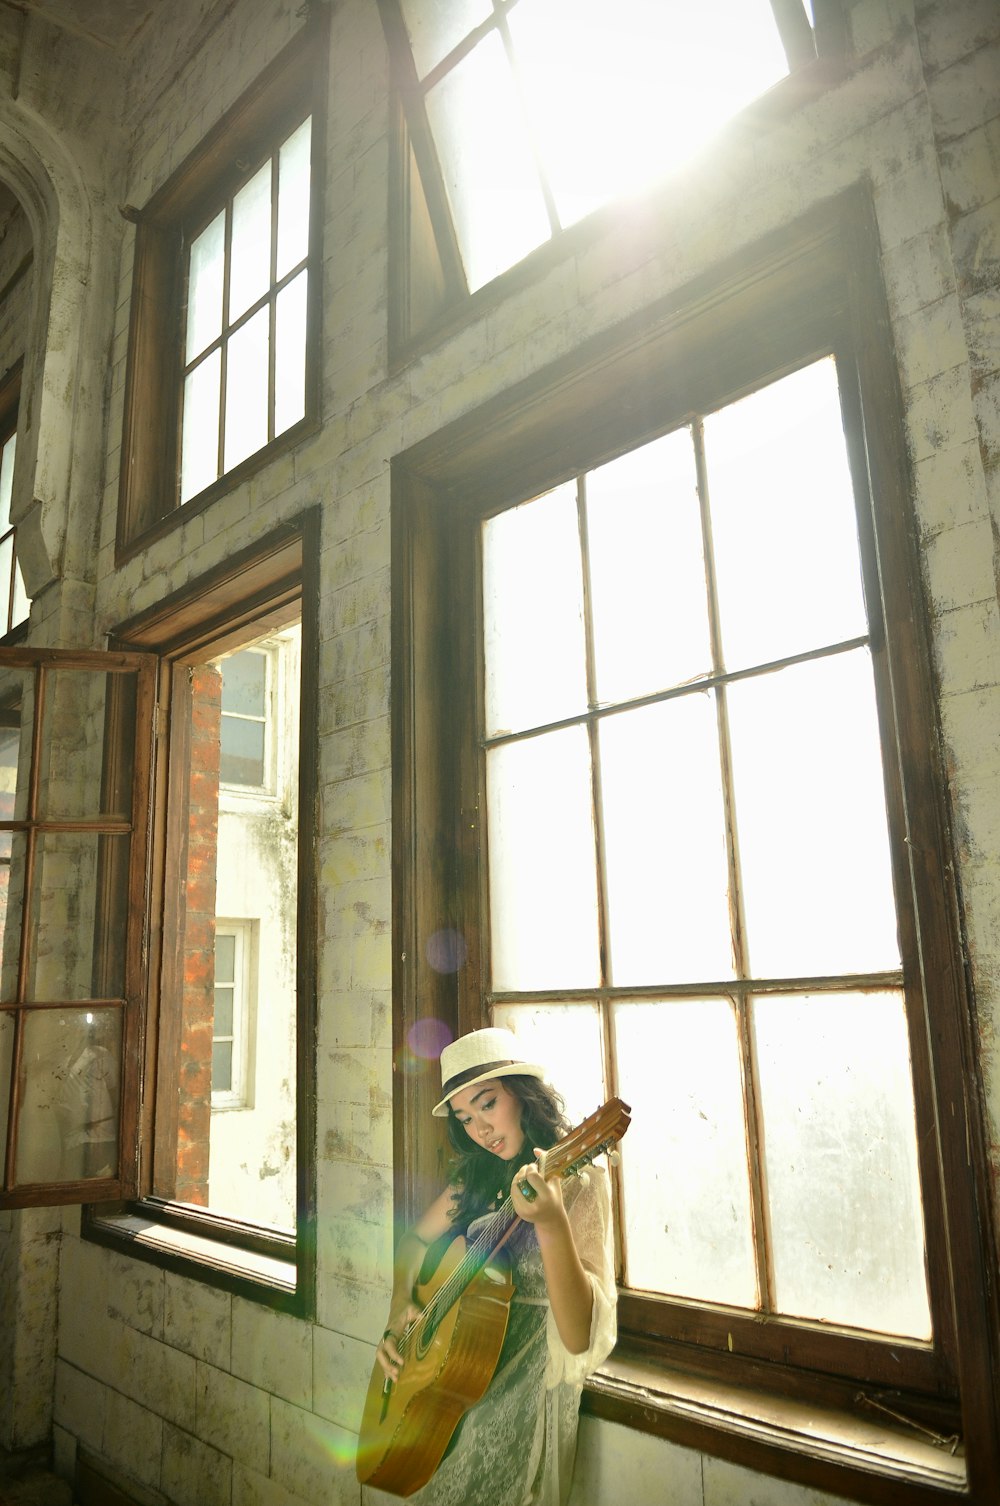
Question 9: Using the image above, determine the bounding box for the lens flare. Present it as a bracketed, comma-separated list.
[425, 928, 468, 974]
[407, 1017, 452, 1061]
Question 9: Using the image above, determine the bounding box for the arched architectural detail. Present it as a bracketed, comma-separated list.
[0, 96, 119, 601]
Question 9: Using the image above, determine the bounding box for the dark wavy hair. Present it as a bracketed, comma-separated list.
[445, 1075, 570, 1231]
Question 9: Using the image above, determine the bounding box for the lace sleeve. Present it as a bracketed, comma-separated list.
[544, 1165, 618, 1388]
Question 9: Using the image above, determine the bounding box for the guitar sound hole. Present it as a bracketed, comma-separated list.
[415, 1313, 439, 1360]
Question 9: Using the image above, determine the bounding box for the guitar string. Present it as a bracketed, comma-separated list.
[396, 1133, 611, 1361]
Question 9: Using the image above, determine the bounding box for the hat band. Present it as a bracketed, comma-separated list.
[440, 1058, 522, 1101]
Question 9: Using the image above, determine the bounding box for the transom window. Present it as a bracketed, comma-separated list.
[180, 116, 312, 503]
[378, 0, 832, 341]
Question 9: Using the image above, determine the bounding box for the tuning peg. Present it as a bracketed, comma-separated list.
[607, 1149, 621, 1168]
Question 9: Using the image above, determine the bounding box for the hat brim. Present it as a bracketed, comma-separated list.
[432, 1061, 546, 1117]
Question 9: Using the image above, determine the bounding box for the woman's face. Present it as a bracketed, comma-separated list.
[449, 1078, 525, 1161]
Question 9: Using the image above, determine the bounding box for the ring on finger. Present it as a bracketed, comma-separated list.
[518, 1179, 537, 1203]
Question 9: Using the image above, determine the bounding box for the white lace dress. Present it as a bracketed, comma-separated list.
[400, 1167, 617, 1506]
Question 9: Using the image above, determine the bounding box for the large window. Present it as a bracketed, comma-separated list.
[0, 518, 319, 1311]
[392, 200, 1000, 1499]
[376, 0, 841, 344]
[116, 18, 326, 556]
[483, 356, 930, 1344]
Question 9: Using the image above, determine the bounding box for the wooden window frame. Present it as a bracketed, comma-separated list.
[115, 14, 328, 563]
[376, 0, 848, 359]
[85, 512, 320, 1315]
[389, 190, 1000, 1501]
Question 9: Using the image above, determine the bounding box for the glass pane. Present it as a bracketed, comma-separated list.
[180, 348, 221, 503]
[487, 727, 600, 991]
[728, 650, 900, 978]
[223, 306, 270, 473]
[586, 428, 711, 703]
[399, 0, 491, 78]
[186, 209, 225, 362]
[0, 534, 13, 631]
[10, 558, 28, 631]
[220, 716, 265, 786]
[615, 998, 757, 1305]
[425, 31, 551, 291]
[215, 932, 236, 982]
[705, 358, 869, 671]
[15, 1006, 121, 1184]
[212, 1038, 233, 1093]
[482, 484, 588, 737]
[221, 650, 266, 717]
[600, 695, 733, 985]
[276, 118, 311, 280]
[0, 432, 15, 526]
[37, 669, 137, 822]
[754, 991, 931, 1337]
[491, 1001, 605, 1131]
[274, 270, 308, 436]
[27, 833, 130, 1000]
[229, 160, 272, 324]
[510, 0, 787, 228]
[213, 986, 234, 1037]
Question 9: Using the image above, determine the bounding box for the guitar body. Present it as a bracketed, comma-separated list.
[356, 1234, 516, 1496]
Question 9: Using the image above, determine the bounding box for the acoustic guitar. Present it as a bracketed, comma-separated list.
[355, 1097, 631, 1497]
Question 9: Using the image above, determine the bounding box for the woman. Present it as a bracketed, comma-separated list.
[375, 1027, 617, 1506]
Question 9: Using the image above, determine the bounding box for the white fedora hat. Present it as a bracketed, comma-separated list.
[432, 1026, 546, 1117]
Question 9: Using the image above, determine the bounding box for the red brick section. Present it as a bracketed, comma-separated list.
[174, 664, 222, 1206]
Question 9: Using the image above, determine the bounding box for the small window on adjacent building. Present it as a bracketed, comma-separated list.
[212, 918, 258, 1111]
[117, 16, 326, 555]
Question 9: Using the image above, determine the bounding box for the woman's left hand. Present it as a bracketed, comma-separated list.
[511, 1151, 566, 1226]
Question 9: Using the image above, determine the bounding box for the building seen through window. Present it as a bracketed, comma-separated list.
[0, 420, 29, 635]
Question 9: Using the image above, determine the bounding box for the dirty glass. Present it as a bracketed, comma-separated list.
[14, 1006, 121, 1185]
[186, 209, 225, 363]
[487, 727, 600, 992]
[398, 0, 490, 79]
[482, 483, 588, 738]
[36, 668, 136, 823]
[277, 117, 312, 280]
[223, 306, 270, 472]
[492, 1000, 605, 1131]
[229, 160, 272, 324]
[586, 428, 710, 704]
[727, 650, 900, 979]
[754, 991, 931, 1337]
[600, 695, 733, 985]
[425, 29, 550, 291]
[275, 271, 308, 436]
[26, 833, 130, 1002]
[615, 997, 757, 1305]
[705, 358, 869, 671]
[180, 348, 221, 503]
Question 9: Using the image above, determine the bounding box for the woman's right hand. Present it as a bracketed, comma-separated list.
[376, 1300, 422, 1380]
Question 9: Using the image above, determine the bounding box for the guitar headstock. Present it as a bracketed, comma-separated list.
[540, 1097, 631, 1182]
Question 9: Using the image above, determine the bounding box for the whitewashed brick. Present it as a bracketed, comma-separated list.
[102, 1389, 164, 1493]
[922, 516, 998, 613]
[933, 598, 1000, 697]
[106, 1251, 165, 1338]
[703, 1454, 856, 1506]
[196, 1360, 270, 1475]
[570, 1417, 704, 1506]
[161, 1421, 232, 1506]
[269, 1396, 359, 1505]
[231, 1300, 313, 1409]
[313, 1326, 372, 1435]
[164, 1273, 232, 1369]
[53, 1360, 108, 1455]
[233, 1462, 318, 1506]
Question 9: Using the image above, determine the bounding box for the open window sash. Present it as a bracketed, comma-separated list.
[0, 647, 155, 1208]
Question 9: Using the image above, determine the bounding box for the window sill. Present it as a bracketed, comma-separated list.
[86, 1208, 299, 1309]
[584, 1347, 966, 1506]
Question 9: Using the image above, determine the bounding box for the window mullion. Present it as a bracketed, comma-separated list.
[268, 146, 279, 445]
[693, 416, 775, 1316]
[217, 203, 234, 481]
